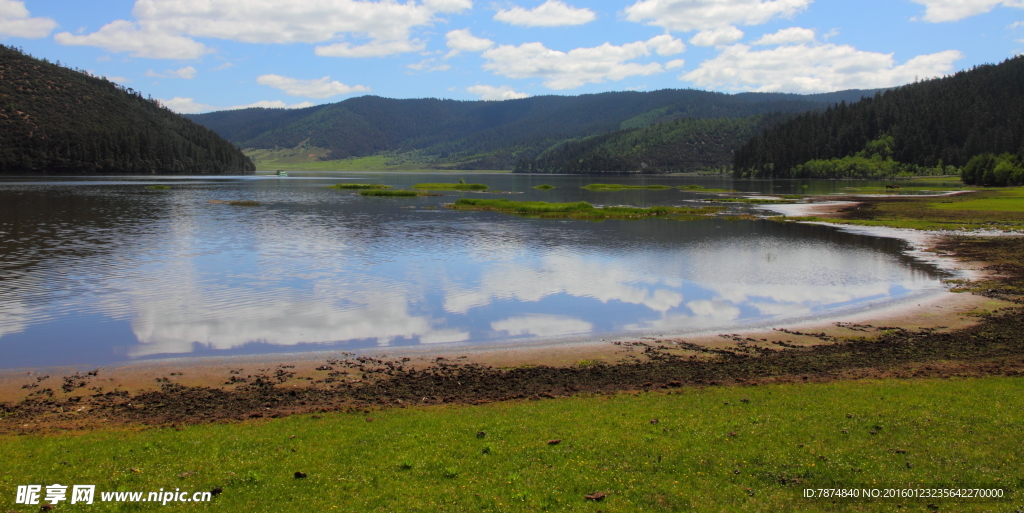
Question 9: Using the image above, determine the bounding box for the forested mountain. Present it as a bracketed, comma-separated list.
[0, 45, 253, 175]
[516, 113, 791, 174]
[733, 56, 1024, 178]
[188, 88, 879, 171]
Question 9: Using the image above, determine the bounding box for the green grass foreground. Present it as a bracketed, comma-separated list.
[360, 190, 420, 197]
[2, 378, 1020, 512]
[412, 183, 489, 191]
[447, 198, 722, 219]
[325, 183, 392, 190]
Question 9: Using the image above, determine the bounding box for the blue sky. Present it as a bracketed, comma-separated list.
[2, 0, 1022, 113]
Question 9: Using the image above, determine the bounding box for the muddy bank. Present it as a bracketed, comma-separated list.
[3, 301, 1023, 434]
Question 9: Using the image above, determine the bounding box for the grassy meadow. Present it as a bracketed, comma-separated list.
[785, 186, 1024, 231]
[2, 378, 1020, 512]
[245, 148, 509, 173]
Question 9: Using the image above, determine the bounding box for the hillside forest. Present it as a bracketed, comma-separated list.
[0, 45, 253, 175]
[733, 55, 1024, 183]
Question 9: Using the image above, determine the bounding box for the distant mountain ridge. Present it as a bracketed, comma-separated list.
[0, 45, 253, 175]
[187, 88, 882, 171]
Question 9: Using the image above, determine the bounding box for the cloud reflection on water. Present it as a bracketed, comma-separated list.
[491, 314, 593, 338]
[126, 286, 470, 356]
[0, 180, 950, 366]
[444, 251, 685, 314]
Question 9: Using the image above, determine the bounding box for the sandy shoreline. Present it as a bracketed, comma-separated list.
[1, 200, 1014, 404]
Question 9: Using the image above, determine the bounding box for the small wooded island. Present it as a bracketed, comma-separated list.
[0, 45, 253, 175]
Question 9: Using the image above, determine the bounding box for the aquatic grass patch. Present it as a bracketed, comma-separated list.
[582, 183, 674, 191]
[447, 198, 722, 219]
[359, 190, 420, 197]
[532, 184, 555, 190]
[208, 200, 260, 206]
[1, 378, 1020, 512]
[325, 183, 392, 190]
[412, 183, 489, 191]
[678, 185, 735, 192]
[707, 197, 798, 204]
[144, 185, 171, 190]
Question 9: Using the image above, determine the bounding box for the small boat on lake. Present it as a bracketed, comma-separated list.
[275, 170, 288, 177]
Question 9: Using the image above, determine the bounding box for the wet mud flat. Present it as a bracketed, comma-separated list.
[3, 234, 1024, 435]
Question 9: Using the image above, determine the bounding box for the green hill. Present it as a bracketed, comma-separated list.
[187, 89, 880, 171]
[0, 45, 253, 175]
[733, 56, 1024, 179]
[516, 113, 791, 174]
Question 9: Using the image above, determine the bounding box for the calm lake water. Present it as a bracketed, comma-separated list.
[0, 173, 953, 369]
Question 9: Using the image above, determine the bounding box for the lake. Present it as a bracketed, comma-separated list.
[0, 173, 954, 369]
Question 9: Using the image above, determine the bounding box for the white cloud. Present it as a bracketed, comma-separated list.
[689, 26, 745, 46]
[0, 0, 56, 38]
[407, 58, 451, 71]
[56, 0, 472, 59]
[910, 0, 1024, 22]
[212, 62, 234, 71]
[665, 58, 685, 69]
[159, 97, 216, 114]
[467, 84, 529, 100]
[145, 65, 197, 79]
[624, 0, 812, 32]
[493, 0, 596, 27]
[256, 74, 370, 99]
[647, 34, 686, 55]
[160, 97, 316, 114]
[102, 75, 132, 84]
[423, 0, 474, 11]
[315, 39, 425, 58]
[445, 28, 494, 57]
[234, 100, 316, 109]
[683, 43, 962, 93]
[753, 26, 815, 45]
[481, 35, 685, 90]
[55, 20, 210, 59]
